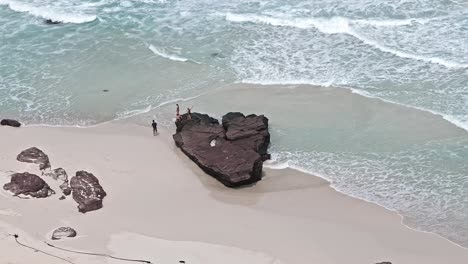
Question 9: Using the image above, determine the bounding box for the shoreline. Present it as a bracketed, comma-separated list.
[1, 123, 468, 264]
[11, 83, 468, 133]
[265, 163, 468, 251]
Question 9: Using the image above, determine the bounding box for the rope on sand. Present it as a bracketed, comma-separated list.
[9, 234, 153, 264]
[9, 234, 76, 264]
[45, 241, 153, 263]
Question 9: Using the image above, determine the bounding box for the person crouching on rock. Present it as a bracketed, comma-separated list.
[152, 120, 158, 136]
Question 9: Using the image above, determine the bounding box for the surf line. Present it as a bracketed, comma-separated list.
[8, 234, 153, 263]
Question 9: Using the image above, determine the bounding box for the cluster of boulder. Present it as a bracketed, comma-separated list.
[173, 112, 270, 187]
[2, 146, 106, 213]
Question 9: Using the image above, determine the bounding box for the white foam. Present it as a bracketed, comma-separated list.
[346, 29, 468, 69]
[242, 79, 468, 132]
[354, 18, 430, 27]
[240, 79, 335, 87]
[148, 45, 200, 64]
[115, 93, 207, 120]
[226, 13, 468, 69]
[349, 88, 468, 132]
[0, 0, 97, 24]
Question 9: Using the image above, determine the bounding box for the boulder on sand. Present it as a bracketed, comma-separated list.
[70, 171, 107, 213]
[173, 112, 270, 188]
[45, 168, 71, 196]
[16, 147, 51, 170]
[3, 172, 54, 198]
[1, 119, 21, 127]
[51, 227, 77, 240]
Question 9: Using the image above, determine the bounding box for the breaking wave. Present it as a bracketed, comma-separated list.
[225, 13, 468, 68]
[148, 45, 200, 64]
[0, 0, 97, 24]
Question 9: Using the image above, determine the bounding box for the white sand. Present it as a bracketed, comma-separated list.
[0, 123, 467, 264]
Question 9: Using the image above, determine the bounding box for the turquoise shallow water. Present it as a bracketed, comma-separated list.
[0, 0, 467, 247]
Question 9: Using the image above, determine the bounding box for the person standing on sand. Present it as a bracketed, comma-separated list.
[176, 104, 180, 120]
[152, 120, 158, 136]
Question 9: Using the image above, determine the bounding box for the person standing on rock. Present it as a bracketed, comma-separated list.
[187, 106, 193, 120]
[176, 104, 180, 120]
[152, 120, 158, 136]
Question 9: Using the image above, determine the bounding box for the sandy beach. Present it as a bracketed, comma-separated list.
[1, 123, 467, 264]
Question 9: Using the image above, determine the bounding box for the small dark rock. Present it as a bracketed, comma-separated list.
[3, 172, 54, 198]
[62, 187, 71, 196]
[51, 227, 77, 240]
[70, 171, 107, 213]
[59, 195, 66, 200]
[376, 262, 392, 264]
[44, 19, 62, 25]
[17, 147, 51, 170]
[102, 89, 109, 92]
[1, 119, 21, 127]
[45, 168, 67, 181]
[45, 168, 71, 195]
[210, 52, 225, 58]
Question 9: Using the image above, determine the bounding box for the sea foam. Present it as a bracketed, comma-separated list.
[148, 45, 200, 64]
[225, 13, 468, 69]
[0, 0, 97, 24]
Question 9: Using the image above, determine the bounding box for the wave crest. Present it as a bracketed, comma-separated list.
[0, 0, 97, 24]
[225, 13, 468, 69]
[148, 45, 200, 64]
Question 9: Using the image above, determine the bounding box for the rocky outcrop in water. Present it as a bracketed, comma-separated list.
[45, 168, 71, 196]
[173, 112, 270, 188]
[51, 227, 77, 240]
[3, 172, 54, 198]
[16, 147, 51, 170]
[44, 19, 62, 25]
[1, 119, 21, 127]
[70, 171, 107, 213]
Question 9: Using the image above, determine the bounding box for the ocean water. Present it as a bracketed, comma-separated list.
[1, 0, 467, 247]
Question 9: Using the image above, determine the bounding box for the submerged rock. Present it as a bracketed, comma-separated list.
[1, 119, 21, 127]
[173, 112, 270, 188]
[3, 172, 54, 198]
[51, 227, 77, 240]
[70, 171, 107, 213]
[16, 147, 51, 170]
[44, 19, 62, 25]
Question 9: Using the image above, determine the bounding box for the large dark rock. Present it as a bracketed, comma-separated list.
[3, 172, 54, 198]
[175, 112, 219, 133]
[173, 112, 270, 188]
[70, 171, 107, 213]
[16, 147, 51, 170]
[51, 227, 77, 240]
[1, 119, 21, 127]
[222, 112, 270, 161]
